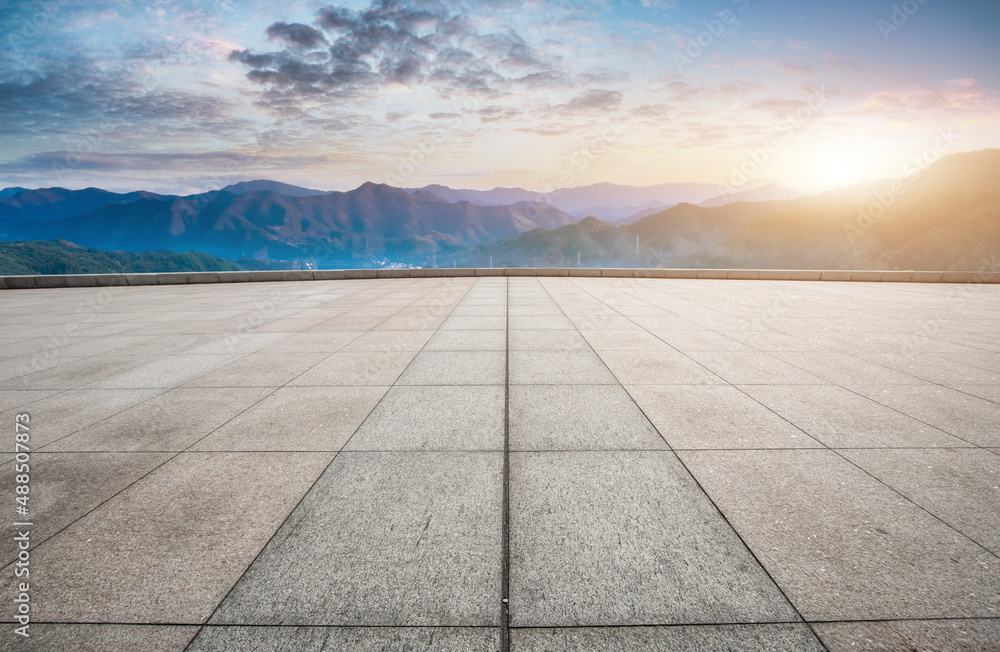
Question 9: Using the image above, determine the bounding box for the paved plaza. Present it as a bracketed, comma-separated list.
[1, 276, 998, 651]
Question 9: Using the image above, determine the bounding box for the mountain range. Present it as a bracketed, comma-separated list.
[468, 150, 1000, 270]
[1, 149, 997, 271]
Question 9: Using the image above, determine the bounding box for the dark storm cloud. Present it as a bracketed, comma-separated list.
[318, 6, 358, 31]
[231, 0, 568, 109]
[267, 22, 329, 49]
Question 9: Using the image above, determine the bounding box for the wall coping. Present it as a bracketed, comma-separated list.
[2, 268, 998, 289]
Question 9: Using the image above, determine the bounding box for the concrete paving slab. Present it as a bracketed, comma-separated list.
[182, 352, 329, 387]
[308, 314, 387, 331]
[578, 329, 672, 351]
[862, 351, 1000, 386]
[14, 624, 198, 651]
[439, 315, 507, 330]
[452, 304, 507, 316]
[39, 334, 155, 357]
[193, 386, 387, 451]
[772, 351, 933, 386]
[105, 332, 223, 356]
[339, 329, 435, 352]
[567, 314, 643, 330]
[244, 316, 331, 333]
[0, 355, 156, 389]
[0, 354, 78, 383]
[345, 385, 504, 451]
[289, 350, 417, 386]
[852, 385, 1000, 447]
[44, 387, 270, 452]
[509, 315, 575, 330]
[739, 384, 968, 448]
[210, 452, 502, 626]
[509, 350, 617, 384]
[0, 388, 164, 451]
[189, 626, 500, 651]
[397, 350, 506, 385]
[510, 624, 825, 651]
[840, 448, 1000, 554]
[510, 384, 668, 451]
[261, 331, 364, 353]
[597, 350, 725, 385]
[183, 333, 293, 355]
[0, 388, 58, 412]
[0, 452, 172, 566]
[641, 329, 748, 352]
[679, 449, 1000, 621]
[509, 451, 799, 627]
[424, 328, 506, 351]
[21, 452, 334, 623]
[627, 385, 821, 449]
[812, 618, 1000, 652]
[508, 329, 589, 351]
[86, 353, 246, 388]
[684, 351, 828, 385]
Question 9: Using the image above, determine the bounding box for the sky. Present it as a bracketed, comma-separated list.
[1, 0, 998, 195]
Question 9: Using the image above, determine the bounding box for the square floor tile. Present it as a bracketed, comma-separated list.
[28, 452, 334, 623]
[627, 385, 820, 449]
[679, 449, 1000, 620]
[509, 451, 798, 626]
[510, 385, 667, 451]
[193, 386, 387, 451]
[397, 351, 505, 385]
[345, 385, 504, 451]
[210, 452, 502, 626]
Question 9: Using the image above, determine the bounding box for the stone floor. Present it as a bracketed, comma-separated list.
[1, 276, 999, 651]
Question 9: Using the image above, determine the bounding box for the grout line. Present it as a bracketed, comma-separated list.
[501, 276, 512, 652]
[6, 615, 1000, 628]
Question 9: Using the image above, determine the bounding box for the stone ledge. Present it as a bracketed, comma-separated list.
[2, 268, 998, 289]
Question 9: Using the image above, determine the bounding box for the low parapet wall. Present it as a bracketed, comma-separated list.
[2, 268, 999, 289]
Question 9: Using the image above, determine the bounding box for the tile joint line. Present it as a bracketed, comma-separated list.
[501, 276, 512, 652]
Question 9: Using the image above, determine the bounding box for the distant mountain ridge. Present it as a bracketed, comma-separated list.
[0, 181, 575, 265]
[221, 180, 327, 197]
[408, 180, 781, 216]
[698, 183, 810, 207]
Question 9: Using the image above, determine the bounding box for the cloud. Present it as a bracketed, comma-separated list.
[851, 82, 997, 116]
[230, 0, 568, 106]
[479, 105, 521, 122]
[558, 89, 622, 112]
[267, 22, 329, 49]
